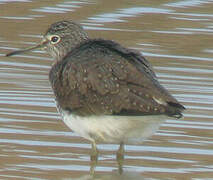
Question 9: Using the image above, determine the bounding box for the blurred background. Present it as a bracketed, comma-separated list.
[0, 0, 213, 179]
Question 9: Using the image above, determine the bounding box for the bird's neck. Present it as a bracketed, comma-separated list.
[55, 35, 89, 62]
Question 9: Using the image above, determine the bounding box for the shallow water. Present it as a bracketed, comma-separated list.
[0, 0, 213, 179]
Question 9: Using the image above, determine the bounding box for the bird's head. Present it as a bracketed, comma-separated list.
[6, 20, 89, 61]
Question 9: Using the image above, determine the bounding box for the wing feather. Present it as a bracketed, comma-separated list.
[49, 39, 185, 117]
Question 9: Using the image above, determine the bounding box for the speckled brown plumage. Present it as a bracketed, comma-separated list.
[49, 39, 185, 117]
[6, 20, 186, 162]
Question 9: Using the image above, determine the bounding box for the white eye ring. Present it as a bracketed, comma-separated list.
[49, 35, 61, 44]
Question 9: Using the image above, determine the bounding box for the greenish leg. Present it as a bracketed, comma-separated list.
[90, 141, 98, 176]
[116, 142, 124, 174]
[90, 141, 99, 161]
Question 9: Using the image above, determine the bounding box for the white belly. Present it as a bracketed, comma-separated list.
[61, 110, 167, 144]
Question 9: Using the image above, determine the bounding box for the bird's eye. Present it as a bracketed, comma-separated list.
[50, 35, 60, 44]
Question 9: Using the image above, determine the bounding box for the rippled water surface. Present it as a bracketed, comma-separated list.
[0, 0, 213, 180]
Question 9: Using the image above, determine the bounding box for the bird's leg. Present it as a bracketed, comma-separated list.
[90, 141, 98, 176]
[116, 142, 124, 160]
[90, 141, 99, 161]
[116, 142, 124, 174]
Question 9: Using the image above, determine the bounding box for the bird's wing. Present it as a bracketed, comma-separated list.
[49, 39, 185, 117]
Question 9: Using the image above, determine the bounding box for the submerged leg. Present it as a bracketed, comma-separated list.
[90, 141, 98, 176]
[116, 142, 124, 174]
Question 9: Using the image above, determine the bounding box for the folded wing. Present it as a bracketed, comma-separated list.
[49, 39, 185, 118]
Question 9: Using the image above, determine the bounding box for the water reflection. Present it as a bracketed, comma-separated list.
[165, 0, 211, 8]
[32, 1, 91, 14]
[0, 0, 31, 4]
[88, 7, 173, 23]
[62, 171, 145, 180]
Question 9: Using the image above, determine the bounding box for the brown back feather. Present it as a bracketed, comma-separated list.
[49, 39, 185, 117]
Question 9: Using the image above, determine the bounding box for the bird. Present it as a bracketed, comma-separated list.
[6, 20, 185, 162]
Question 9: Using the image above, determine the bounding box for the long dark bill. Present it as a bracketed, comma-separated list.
[6, 42, 47, 57]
